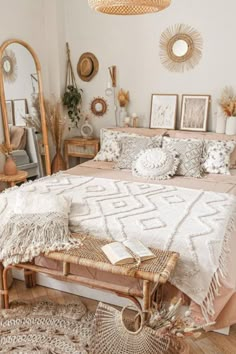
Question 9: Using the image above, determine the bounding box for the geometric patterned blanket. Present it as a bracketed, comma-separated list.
[1, 173, 236, 319]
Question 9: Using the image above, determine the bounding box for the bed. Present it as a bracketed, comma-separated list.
[2, 128, 236, 330]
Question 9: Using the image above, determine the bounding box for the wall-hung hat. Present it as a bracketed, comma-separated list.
[77, 52, 99, 82]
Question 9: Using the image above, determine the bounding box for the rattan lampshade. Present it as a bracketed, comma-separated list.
[88, 0, 171, 15]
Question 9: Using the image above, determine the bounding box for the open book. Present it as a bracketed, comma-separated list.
[101, 239, 155, 265]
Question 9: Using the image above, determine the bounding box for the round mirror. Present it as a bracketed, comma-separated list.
[160, 24, 203, 72]
[172, 39, 189, 57]
[3, 58, 11, 73]
[0, 39, 51, 176]
[94, 102, 103, 112]
[90, 97, 108, 117]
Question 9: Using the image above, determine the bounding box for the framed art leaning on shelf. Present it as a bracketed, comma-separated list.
[180, 94, 210, 131]
[150, 94, 178, 129]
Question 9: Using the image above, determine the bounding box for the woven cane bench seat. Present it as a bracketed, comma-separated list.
[47, 234, 179, 284]
[1, 234, 179, 311]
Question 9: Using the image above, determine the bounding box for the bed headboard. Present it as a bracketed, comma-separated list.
[106, 127, 236, 166]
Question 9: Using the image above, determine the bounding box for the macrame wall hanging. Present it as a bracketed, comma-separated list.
[63, 42, 82, 128]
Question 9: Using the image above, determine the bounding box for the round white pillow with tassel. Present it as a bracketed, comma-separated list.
[132, 148, 179, 180]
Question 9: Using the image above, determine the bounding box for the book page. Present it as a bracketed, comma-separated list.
[101, 242, 133, 265]
[123, 239, 155, 260]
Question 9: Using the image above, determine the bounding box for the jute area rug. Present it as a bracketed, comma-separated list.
[0, 299, 94, 353]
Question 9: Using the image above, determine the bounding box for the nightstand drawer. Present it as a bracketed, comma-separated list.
[64, 137, 100, 169]
[67, 144, 96, 156]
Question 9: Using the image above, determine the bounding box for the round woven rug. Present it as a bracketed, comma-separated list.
[0, 299, 94, 353]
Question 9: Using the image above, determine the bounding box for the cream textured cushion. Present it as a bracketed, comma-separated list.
[202, 140, 236, 175]
[94, 129, 138, 162]
[116, 135, 162, 169]
[132, 148, 179, 180]
[163, 137, 203, 178]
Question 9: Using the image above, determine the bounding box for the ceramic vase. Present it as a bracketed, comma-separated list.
[119, 107, 128, 127]
[215, 113, 226, 134]
[51, 150, 66, 173]
[225, 116, 236, 135]
[4, 155, 17, 176]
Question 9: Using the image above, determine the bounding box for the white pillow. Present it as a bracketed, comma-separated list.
[115, 135, 163, 169]
[202, 141, 235, 175]
[14, 191, 72, 215]
[94, 129, 139, 162]
[132, 148, 179, 180]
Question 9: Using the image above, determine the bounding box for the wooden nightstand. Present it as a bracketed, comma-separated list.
[64, 137, 100, 169]
[0, 170, 28, 188]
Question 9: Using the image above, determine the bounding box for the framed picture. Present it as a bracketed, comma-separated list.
[180, 95, 210, 131]
[6, 100, 14, 125]
[13, 99, 28, 126]
[150, 94, 178, 129]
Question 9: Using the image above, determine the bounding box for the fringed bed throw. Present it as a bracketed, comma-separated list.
[0, 190, 81, 267]
[0, 212, 80, 267]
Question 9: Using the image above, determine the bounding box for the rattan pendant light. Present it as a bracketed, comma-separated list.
[88, 0, 171, 15]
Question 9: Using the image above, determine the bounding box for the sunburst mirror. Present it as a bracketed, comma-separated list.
[160, 24, 203, 72]
[1, 49, 18, 83]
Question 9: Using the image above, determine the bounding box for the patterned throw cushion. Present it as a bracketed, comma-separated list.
[163, 137, 203, 178]
[94, 129, 138, 162]
[132, 148, 179, 180]
[202, 140, 236, 175]
[115, 135, 162, 169]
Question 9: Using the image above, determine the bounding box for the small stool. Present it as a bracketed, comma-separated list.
[0, 170, 28, 188]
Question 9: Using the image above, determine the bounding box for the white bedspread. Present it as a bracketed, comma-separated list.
[1, 173, 236, 319]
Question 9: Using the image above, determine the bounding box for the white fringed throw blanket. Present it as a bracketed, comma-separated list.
[0, 173, 236, 319]
[0, 190, 80, 267]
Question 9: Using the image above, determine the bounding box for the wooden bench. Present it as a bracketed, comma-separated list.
[0, 234, 179, 316]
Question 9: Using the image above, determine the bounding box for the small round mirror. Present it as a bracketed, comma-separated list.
[172, 39, 188, 57]
[3, 58, 11, 73]
[90, 97, 108, 117]
[95, 102, 103, 112]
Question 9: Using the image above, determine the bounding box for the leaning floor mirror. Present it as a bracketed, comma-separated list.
[0, 39, 51, 177]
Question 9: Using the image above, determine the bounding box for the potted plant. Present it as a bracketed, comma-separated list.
[219, 86, 236, 135]
[63, 84, 82, 128]
[0, 143, 17, 176]
[117, 89, 130, 127]
[63, 43, 82, 128]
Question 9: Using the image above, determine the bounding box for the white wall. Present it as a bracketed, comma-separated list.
[63, 0, 236, 135]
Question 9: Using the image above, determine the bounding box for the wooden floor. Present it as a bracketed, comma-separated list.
[7, 280, 236, 354]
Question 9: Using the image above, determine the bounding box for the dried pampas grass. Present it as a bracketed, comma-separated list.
[219, 86, 236, 117]
[44, 99, 66, 151]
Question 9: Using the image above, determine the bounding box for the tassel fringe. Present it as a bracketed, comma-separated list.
[0, 212, 81, 267]
[201, 211, 236, 321]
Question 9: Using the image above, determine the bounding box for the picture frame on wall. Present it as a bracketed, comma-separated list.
[180, 94, 210, 132]
[13, 99, 28, 126]
[6, 100, 14, 125]
[150, 94, 178, 129]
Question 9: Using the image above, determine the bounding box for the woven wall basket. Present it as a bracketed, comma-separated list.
[88, 0, 171, 15]
[90, 302, 170, 354]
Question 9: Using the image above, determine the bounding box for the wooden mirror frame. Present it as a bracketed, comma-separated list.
[90, 97, 108, 117]
[0, 39, 51, 175]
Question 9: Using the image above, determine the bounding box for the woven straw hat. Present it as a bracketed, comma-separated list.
[77, 52, 99, 82]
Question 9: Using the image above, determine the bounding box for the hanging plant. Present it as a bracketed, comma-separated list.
[63, 43, 82, 128]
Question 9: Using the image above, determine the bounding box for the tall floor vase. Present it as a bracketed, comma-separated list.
[51, 150, 66, 173]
